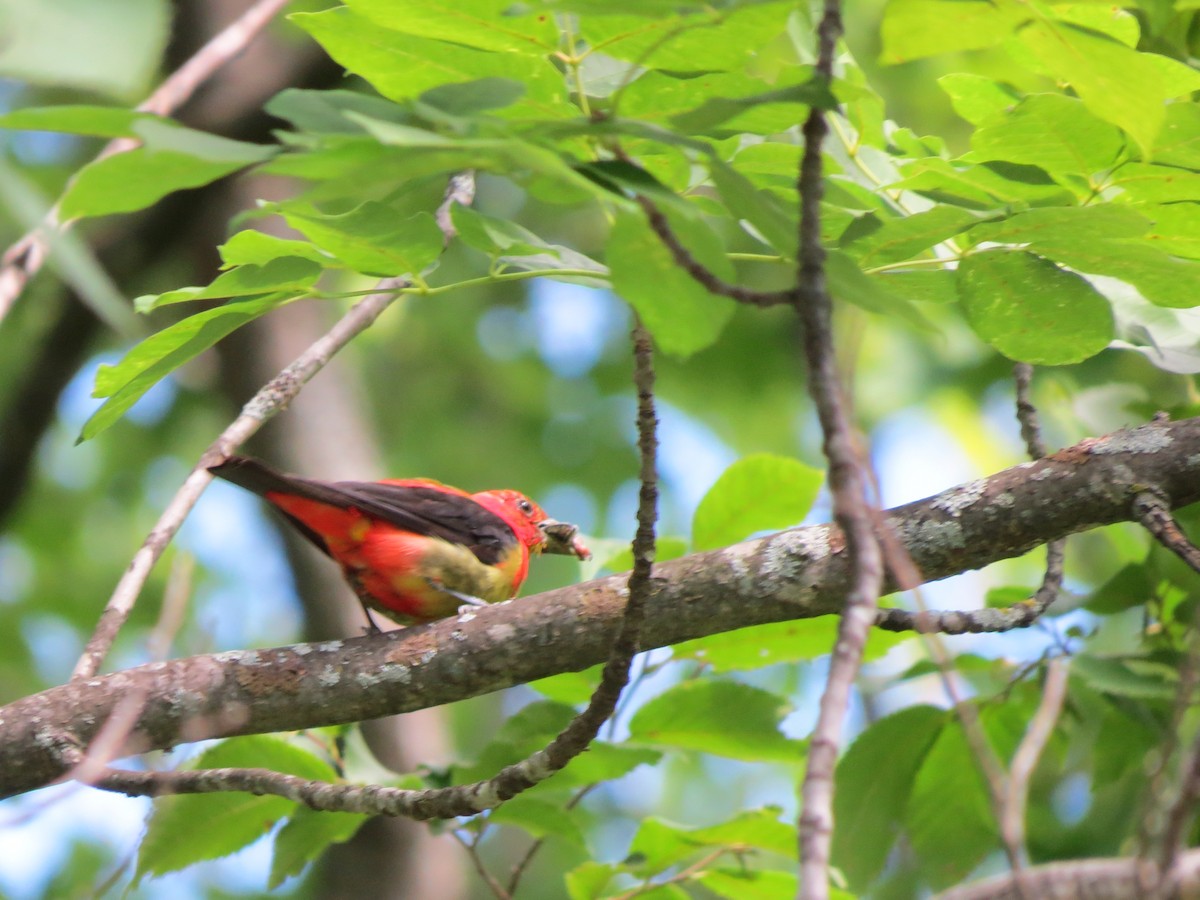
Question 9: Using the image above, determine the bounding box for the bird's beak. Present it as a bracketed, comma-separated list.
[539, 519, 592, 560]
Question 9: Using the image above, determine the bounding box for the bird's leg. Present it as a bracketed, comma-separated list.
[424, 576, 489, 613]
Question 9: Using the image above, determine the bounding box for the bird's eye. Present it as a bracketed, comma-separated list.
[518, 499, 534, 516]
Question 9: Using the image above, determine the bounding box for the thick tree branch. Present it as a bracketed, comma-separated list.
[5, 416, 1196, 800]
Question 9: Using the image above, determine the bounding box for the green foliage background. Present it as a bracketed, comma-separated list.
[1, 0, 1200, 896]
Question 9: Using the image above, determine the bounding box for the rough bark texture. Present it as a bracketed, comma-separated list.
[3, 415, 1199, 799]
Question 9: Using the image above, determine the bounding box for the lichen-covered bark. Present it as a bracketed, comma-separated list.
[3, 416, 1200, 800]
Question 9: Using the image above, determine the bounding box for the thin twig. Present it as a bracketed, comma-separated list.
[507, 784, 597, 896]
[1135, 491, 1200, 575]
[1001, 658, 1069, 872]
[793, 0, 887, 897]
[633, 196, 790, 307]
[452, 829, 512, 900]
[0, 0, 293, 323]
[70, 283, 403, 681]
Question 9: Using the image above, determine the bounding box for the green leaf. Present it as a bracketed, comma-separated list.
[344, 0, 559, 53]
[707, 157, 798, 257]
[826, 250, 935, 331]
[269, 807, 367, 889]
[566, 861, 620, 900]
[281, 202, 444, 276]
[607, 210, 737, 358]
[957, 249, 1113, 364]
[583, 3, 795, 72]
[528, 664, 602, 704]
[0, 0, 169, 99]
[1109, 164, 1200, 204]
[80, 293, 298, 442]
[629, 808, 795, 874]
[451, 205, 610, 285]
[692, 454, 823, 551]
[292, 8, 563, 110]
[905, 707, 1025, 887]
[60, 119, 274, 219]
[628, 680, 803, 762]
[938, 74, 1021, 127]
[1012, 21, 1189, 158]
[967, 205, 1151, 246]
[1086, 563, 1154, 614]
[1032, 238, 1200, 309]
[0, 104, 152, 137]
[137, 736, 338, 881]
[893, 158, 1074, 208]
[970, 93, 1124, 180]
[881, 0, 1026, 62]
[875, 269, 958, 304]
[219, 230, 333, 267]
[694, 868, 799, 899]
[1071, 654, 1177, 699]
[833, 706, 947, 890]
[842, 206, 985, 268]
[669, 80, 830, 136]
[490, 796, 586, 846]
[135, 257, 323, 310]
[672, 618, 909, 673]
[1142, 203, 1200, 259]
[1156, 102, 1200, 168]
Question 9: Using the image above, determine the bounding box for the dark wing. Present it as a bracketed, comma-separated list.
[332, 481, 516, 565]
[209, 456, 515, 565]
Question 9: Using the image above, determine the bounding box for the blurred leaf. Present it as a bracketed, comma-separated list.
[138, 735, 338, 881]
[135, 257, 323, 311]
[881, 0, 1025, 62]
[60, 120, 274, 218]
[281, 202, 444, 276]
[491, 795, 588, 846]
[344, 0, 560, 53]
[673, 617, 909, 673]
[833, 705, 947, 890]
[608, 209, 737, 358]
[1071, 654, 1177, 699]
[628, 680, 803, 762]
[695, 867, 798, 899]
[0, 0, 169, 99]
[842, 206, 985, 268]
[219, 231, 333, 267]
[81, 293, 299, 442]
[269, 806, 367, 889]
[628, 807, 795, 874]
[0, 104, 151, 136]
[692, 453, 823, 551]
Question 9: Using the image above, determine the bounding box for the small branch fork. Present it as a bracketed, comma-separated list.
[0, 0, 294, 324]
[82, 323, 657, 823]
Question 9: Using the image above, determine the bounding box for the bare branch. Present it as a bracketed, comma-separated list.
[934, 850, 1196, 900]
[0, 0, 293, 323]
[1000, 658, 1069, 871]
[794, 0, 886, 895]
[1135, 490, 1200, 574]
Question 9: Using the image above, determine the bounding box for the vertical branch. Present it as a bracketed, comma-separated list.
[794, 1, 886, 898]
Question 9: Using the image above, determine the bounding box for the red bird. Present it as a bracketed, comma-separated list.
[209, 456, 590, 628]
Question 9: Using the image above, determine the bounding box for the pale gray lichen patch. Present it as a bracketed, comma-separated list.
[761, 528, 830, 582]
[313, 640, 345, 654]
[317, 665, 340, 687]
[721, 541, 758, 592]
[1092, 428, 1173, 455]
[457, 610, 477, 623]
[900, 517, 965, 552]
[1030, 467, 1055, 481]
[212, 649, 260, 665]
[355, 664, 411, 689]
[992, 492, 1015, 508]
[487, 623, 517, 644]
[932, 479, 987, 517]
